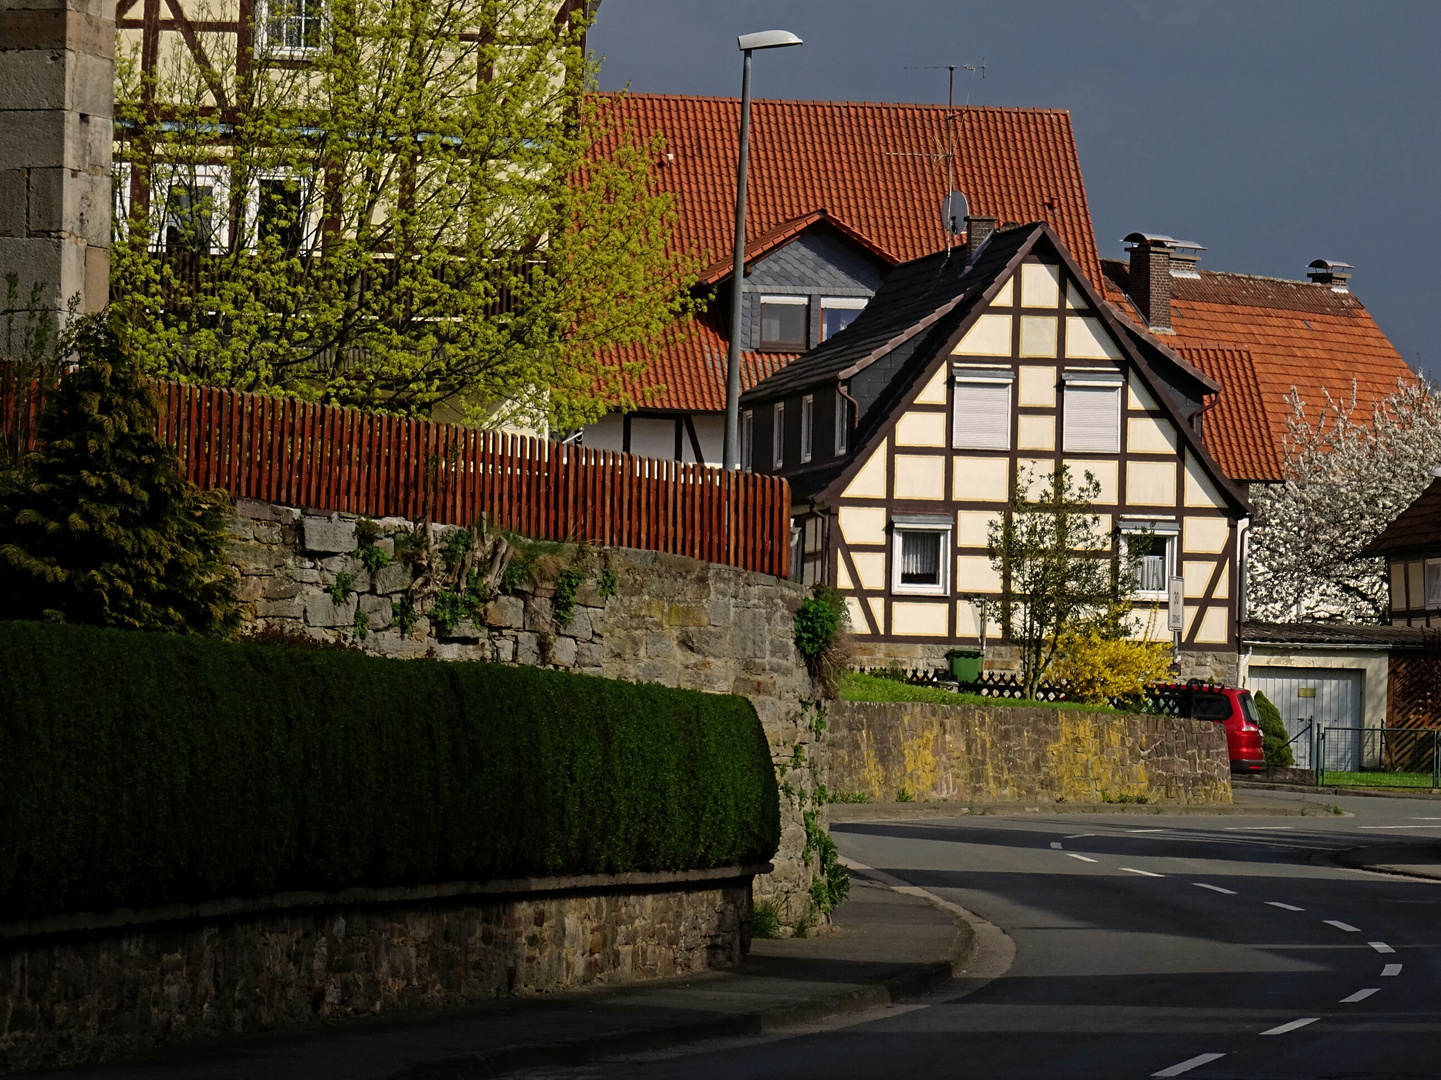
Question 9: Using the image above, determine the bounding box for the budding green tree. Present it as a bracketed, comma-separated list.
[112, 0, 697, 429]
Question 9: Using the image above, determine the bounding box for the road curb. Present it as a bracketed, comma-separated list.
[1235, 779, 1441, 801]
[829, 800, 1331, 822]
[1321, 844, 1441, 883]
[394, 880, 987, 1080]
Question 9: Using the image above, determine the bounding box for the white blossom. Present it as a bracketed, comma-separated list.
[1248, 378, 1441, 623]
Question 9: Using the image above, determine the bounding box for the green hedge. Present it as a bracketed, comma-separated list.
[0, 621, 779, 921]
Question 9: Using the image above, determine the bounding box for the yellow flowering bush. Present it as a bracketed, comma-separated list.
[1052, 627, 1173, 705]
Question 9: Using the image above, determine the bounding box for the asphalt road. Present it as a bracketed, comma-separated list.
[512, 790, 1441, 1080]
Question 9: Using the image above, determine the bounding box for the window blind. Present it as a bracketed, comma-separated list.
[1063, 383, 1121, 452]
[952, 380, 1012, 450]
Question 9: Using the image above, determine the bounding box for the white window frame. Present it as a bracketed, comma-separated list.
[759, 294, 809, 351]
[834, 388, 849, 455]
[258, 0, 325, 58]
[741, 409, 754, 472]
[772, 401, 785, 470]
[1061, 368, 1124, 453]
[1426, 558, 1441, 608]
[800, 393, 814, 463]
[952, 364, 1014, 451]
[1121, 518, 1179, 600]
[891, 514, 953, 597]
[243, 169, 321, 253]
[154, 163, 232, 254]
[820, 296, 868, 340]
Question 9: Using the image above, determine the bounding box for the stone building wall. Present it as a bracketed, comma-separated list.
[826, 700, 1233, 806]
[226, 499, 824, 924]
[0, 872, 752, 1073]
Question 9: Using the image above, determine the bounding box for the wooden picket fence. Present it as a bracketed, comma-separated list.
[155, 382, 792, 577]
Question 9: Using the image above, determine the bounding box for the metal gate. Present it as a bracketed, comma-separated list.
[1247, 667, 1364, 771]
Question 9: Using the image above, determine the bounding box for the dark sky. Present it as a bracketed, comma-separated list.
[590, 1, 1441, 382]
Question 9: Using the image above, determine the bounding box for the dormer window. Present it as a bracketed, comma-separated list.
[759, 296, 808, 351]
[820, 297, 867, 340]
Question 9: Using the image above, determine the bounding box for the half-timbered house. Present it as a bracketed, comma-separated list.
[741, 219, 1251, 681]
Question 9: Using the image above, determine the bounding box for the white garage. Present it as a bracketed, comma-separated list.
[1246, 667, 1363, 770]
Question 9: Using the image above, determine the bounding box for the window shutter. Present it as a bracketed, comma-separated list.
[952, 381, 1012, 450]
[1063, 384, 1121, 452]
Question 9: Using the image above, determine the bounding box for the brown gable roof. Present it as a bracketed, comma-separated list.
[1102, 261, 1416, 483]
[589, 94, 1101, 413]
[1360, 476, 1441, 558]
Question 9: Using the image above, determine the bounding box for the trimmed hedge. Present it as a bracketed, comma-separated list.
[0, 621, 779, 922]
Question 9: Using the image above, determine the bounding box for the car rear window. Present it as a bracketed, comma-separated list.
[1191, 693, 1233, 721]
[1238, 692, 1260, 725]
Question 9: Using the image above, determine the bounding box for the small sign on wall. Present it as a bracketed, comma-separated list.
[1167, 576, 1185, 633]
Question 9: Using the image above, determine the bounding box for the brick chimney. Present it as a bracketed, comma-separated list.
[964, 215, 997, 265]
[1123, 232, 1174, 333]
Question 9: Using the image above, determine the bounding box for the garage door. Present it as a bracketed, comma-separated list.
[1247, 667, 1363, 770]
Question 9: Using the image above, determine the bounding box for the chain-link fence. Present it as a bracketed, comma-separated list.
[1316, 726, 1441, 789]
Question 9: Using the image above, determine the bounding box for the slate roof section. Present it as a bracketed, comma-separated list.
[696, 210, 901, 286]
[1360, 476, 1441, 558]
[1241, 620, 1430, 648]
[1102, 260, 1415, 483]
[588, 94, 1102, 413]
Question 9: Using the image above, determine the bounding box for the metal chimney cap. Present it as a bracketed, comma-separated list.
[738, 30, 803, 51]
[1308, 259, 1354, 271]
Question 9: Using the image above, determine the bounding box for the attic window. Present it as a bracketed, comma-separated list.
[820, 297, 867, 341]
[1062, 368, 1123, 453]
[760, 296, 809, 351]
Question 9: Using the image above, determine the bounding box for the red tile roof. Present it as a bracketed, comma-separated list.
[1102, 261, 1416, 483]
[590, 94, 1101, 412]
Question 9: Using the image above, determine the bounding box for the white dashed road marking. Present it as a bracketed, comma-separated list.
[1224, 826, 1294, 831]
[1050, 842, 1063, 849]
[1324, 920, 1361, 932]
[1152, 1052, 1226, 1077]
[1066, 853, 1097, 863]
[1266, 902, 1304, 911]
[1370, 942, 1395, 954]
[1120, 867, 1165, 877]
[1382, 964, 1402, 977]
[1193, 883, 1237, 895]
[1341, 988, 1379, 1003]
[1261, 1018, 1320, 1036]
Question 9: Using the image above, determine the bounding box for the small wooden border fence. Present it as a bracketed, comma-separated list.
[4, 373, 792, 578]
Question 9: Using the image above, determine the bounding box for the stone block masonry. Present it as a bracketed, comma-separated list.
[826, 700, 1232, 806]
[0, 870, 756, 1072]
[227, 499, 825, 927]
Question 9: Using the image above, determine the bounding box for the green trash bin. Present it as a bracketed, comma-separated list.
[946, 648, 983, 685]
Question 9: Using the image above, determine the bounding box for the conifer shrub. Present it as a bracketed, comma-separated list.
[0, 316, 237, 635]
[1254, 691, 1295, 768]
[0, 620, 780, 921]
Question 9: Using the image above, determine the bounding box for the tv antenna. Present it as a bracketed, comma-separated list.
[907, 62, 987, 242]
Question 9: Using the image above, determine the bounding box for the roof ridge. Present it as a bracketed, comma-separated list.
[593, 92, 1072, 115]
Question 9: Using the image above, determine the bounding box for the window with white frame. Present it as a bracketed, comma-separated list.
[1062, 368, 1124, 453]
[820, 296, 867, 340]
[800, 394, 814, 463]
[892, 515, 952, 596]
[772, 402, 785, 469]
[834, 388, 849, 455]
[1427, 559, 1441, 608]
[261, 0, 324, 55]
[245, 171, 318, 254]
[952, 365, 1014, 450]
[741, 409, 754, 472]
[1121, 520, 1178, 598]
[159, 165, 230, 253]
[759, 295, 808, 350]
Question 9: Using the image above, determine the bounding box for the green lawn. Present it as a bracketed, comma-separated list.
[1322, 770, 1436, 789]
[839, 672, 1116, 713]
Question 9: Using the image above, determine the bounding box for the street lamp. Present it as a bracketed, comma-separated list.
[722, 29, 803, 471]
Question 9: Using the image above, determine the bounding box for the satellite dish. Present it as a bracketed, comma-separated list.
[942, 189, 968, 236]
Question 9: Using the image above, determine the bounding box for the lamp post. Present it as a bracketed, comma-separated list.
[722, 30, 803, 471]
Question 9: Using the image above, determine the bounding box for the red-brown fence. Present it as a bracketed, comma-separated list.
[153, 382, 792, 577]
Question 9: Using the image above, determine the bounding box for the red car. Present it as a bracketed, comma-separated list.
[1158, 683, 1267, 774]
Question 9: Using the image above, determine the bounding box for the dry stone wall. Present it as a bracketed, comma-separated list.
[226, 499, 824, 924]
[827, 700, 1233, 805]
[0, 875, 750, 1073]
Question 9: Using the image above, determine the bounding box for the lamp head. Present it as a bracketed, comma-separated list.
[737, 30, 803, 51]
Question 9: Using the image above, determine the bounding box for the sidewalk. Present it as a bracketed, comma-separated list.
[1333, 840, 1441, 881]
[28, 879, 973, 1080]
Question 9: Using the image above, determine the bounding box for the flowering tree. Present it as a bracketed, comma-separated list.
[1248, 378, 1441, 623]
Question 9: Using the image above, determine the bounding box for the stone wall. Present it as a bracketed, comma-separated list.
[226, 500, 824, 924]
[0, 870, 754, 1073]
[826, 700, 1233, 805]
[852, 640, 1239, 686]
